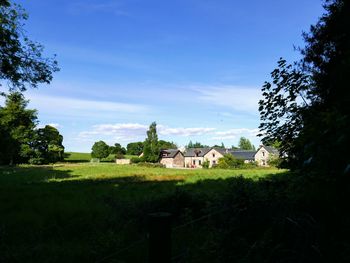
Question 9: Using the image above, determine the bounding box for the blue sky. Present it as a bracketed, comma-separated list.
[12, 0, 324, 152]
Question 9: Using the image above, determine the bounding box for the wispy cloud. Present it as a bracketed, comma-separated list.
[193, 85, 261, 114]
[158, 125, 216, 136]
[68, 1, 128, 16]
[79, 123, 148, 137]
[77, 123, 217, 144]
[212, 128, 259, 140]
[26, 94, 150, 119]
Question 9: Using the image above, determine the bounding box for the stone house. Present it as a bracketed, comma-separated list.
[158, 145, 279, 169]
[254, 145, 279, 166]
[160, 149, 185, 168]
[184, 148, 225, 168]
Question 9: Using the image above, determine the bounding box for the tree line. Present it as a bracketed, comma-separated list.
[0, 1, 62, 165]
[0, 93, 64, 165]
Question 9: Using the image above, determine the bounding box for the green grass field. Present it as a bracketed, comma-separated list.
[64, 152, 137, 163]
[0, 163, 286, 262]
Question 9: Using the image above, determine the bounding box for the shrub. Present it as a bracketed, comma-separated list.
[268, 155, 282, 167]
[130, 157, 142, 164]
[202, 160, 210, 169]
[216, 154, 244, 169]
[28, 157, 44, 165]
[115, 153, 125, 160]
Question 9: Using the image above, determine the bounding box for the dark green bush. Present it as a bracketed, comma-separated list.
[130, 157, 142, 163]
[216, 154, 244, 169]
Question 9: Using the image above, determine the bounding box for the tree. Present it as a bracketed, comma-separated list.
[158, 140, 177, 150]
[0, 92, 37, 164]
[213, 142, 225, 149]
[31, 125, 64, 164]
[109, 143, 126, 155]
[0, 0, 59, 93]
[238, 137, 255, 151]
[258, 0, 350, 175]
[91, 141, 109, 160]
[143, 122, 159, 162]
[126, 141, 143, 155]
[186, 141, 208, 148]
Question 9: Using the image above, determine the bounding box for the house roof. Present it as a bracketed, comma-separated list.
[228, 150, 256, 160]
[160, 149, 183, 158]
[184, 148, 212, 157]
[260, 145, 279, 155]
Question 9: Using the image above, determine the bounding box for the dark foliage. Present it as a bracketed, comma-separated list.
[0, 0, 59, 92]
[127, 141, 144, 156]
[143, 122, 160, 163]
[259, 0, 350, 177]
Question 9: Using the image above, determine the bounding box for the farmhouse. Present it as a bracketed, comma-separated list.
[184, 148, 225, 168]
[160, 149, 185, 168]
[254, 145, 279, 166]
[158, 145, 279, 168]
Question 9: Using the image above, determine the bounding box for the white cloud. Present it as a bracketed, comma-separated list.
[77, 123, 217, 144]
[26, 94, 150, 119]
[158, 125, 216, 136]
[192, 85, 261, 114]
[79, 123, 148, 137]
[212, 128, 260, 140]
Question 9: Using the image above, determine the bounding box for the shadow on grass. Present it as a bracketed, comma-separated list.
[63, 152, 90, 163]
[0, 166, 349, 263]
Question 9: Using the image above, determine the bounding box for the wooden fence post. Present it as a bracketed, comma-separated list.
[148, 212, 172, 263]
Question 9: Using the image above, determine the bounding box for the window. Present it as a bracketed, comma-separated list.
[199, 160, 202, 165]
[212, 160, 216, 165]
[193, 160, 196, 165]
[212, 153, 215, 158]
[262, 151, 265, 157]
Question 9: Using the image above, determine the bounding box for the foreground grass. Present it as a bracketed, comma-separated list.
[0, 164, 348, 262]
[0, 164, 282, 262]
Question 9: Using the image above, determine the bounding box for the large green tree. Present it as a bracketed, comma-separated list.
[126, 142, 143, 155]
[158, 140, 177, 150]
[31, 125, 64, 164]
[238, 137, 255, 151]
[0, 92, 37, 164]
[91, 141, 110, 160]
[259, 0, 350, 176]
[143, 122, 159, 162]
[109, 143, 126, 155]
[0, 0, 59, 93]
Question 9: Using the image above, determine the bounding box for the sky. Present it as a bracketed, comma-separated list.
[7, 0, 324, 152]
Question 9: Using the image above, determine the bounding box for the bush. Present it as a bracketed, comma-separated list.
[28, 157, 44, 165]
[268, 155, 282, 167]
[101, 155, 116, 162]
[202, 160, 210, 169]
[216, 154, 244, 169]
[130, 157, 142, 164]
[115, 153, 125, 160]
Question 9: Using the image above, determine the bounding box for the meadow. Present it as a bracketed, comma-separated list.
[0, 161, 287, 262]
[0, 162, 347, 262]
